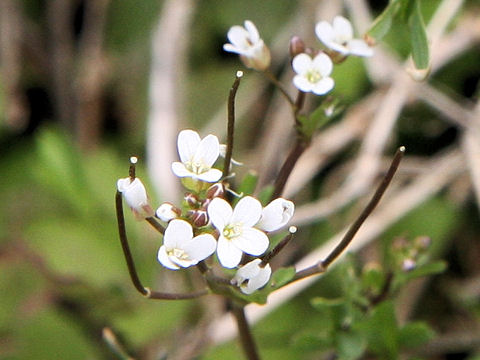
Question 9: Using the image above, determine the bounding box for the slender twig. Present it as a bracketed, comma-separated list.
[223, 71, 243, 178]
[271, 137, 309, 199]
[261, 226, 297, 266]
[145, 217, 165, 234]
[231, 303, 261, 360]
[264, 69, 295, 107]
[103, 327, 135, 360]
[292, 146, 405, 283]
[115, 191, 207, 300]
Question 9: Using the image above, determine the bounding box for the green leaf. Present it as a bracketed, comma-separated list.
[337, 331, 367, 360]
[234, 171, 258, 204]
[398, 322, 435, 349]
[257, 185, 274, 205]
[367, 1, 398, 41]
[409, 0, 430, 70]
[271, 267, 296, 289]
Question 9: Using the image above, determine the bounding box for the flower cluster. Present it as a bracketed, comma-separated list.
[224, 16, 373, 96]
[118, 130, 294, 294]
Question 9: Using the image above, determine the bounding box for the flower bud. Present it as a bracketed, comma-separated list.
[188, 209, 209, 227]
[289, 36, 305, 58]
[117, 177, 154, 220]
[184, 193, 199, 208]
[402, 258, 416, 272]
[206, 183, 225, 199]
[156, 202, 181, 222]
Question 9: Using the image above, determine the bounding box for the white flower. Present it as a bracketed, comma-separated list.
[256, 198, 295, 232]
[231, 259, 272, 294]
[292, 53, 334, 95]
[156, 202, 179, 222]
[223, 20, 271, 71]
[171, 129, 222, 183]
[117, 177, 154, 220]
[207, 196, 269, 268]
[315, 16, 373, 57]
[158, 219, 217, 270]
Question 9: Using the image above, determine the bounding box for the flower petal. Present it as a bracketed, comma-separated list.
[315, 21, 335, 45]
[244, 264, 271, 294]
[171, 162, 192, 178]
[292, 53, 312, 75]
[313, 53, 333, 77]
[157, 245, 180, 270]
[244, 20, 260, 43]
[195, 168, 222, 182]
[208, 197, 233, 231]
[347, 39, 373, 57]
[232, 227, 269, 256]
[293, 75, 313, 93]
[257, 198, 295, 232]
[227, 25, 251, 50]
[217, 236, 243, 268]
[177, 130, 200, 163]
[333, 16, 353, 43]
[193, 134, 220, 168]
[312, 77, 334, 95]
[183, 233, 217, 262]
[231, 196, 262, 226]
[163, 219, 193, 248]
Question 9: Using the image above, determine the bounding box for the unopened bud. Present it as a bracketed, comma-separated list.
[402, 258, 416, 272]
[117, 177, 154, 220]
[156, 202, 181, 222]
[184, 193, 199, 208]
[289, 36, 305, 58]
[206, 183, 225, 199]
[188, 210, 209, 227]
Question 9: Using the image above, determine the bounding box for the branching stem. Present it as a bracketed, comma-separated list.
[231, 302, 261, 360]
[292, 147, 406, 283]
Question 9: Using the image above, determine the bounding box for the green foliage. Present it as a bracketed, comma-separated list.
[368, 0, 430, 70]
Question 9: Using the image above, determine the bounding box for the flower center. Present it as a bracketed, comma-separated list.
[186, 159, 208, 174]
[306, 69, 321, 84]
[168, 248, 189, 261]
[223, 223, 243, 240]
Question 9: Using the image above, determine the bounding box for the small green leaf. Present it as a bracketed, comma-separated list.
[270, 267, 296, 289]
[337, 331, 367, 360]
[398, 322, 435, 349]
[367, 1, 398, 41]
[409, 0, 430, 70]
[236, 170, 258, 197]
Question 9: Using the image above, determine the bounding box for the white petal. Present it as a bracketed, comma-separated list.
[313, 53, 333, 77]
[196, 168, 222, 182]
[257, 198, 295, 232]
[312, 77, 335, 95]
[231, 196, 262, 226]
[207, 198, 233, 231]
[158, 246, 180, 270]
[223, 43, 242, 55]
[244, 264, 271, 294]
[117, 178, 149, 210]
[217, 236, 243, 268]
[315, 21, 335, 45]
[227, 25, 251, 50]
[183, 233, 217, 262]
[347, 39, 373, 57]
[235, 259, 262, 281]
[116, 177, 130, 192]
[171, 162, 192, 178]
[293, 75, 314, 92]
[170, 256, 197, 268]
[292, 53, 312, 75]
[232, 227, 269, 256]
[177, 130, 200, 163]
[244, 20, 260, 43]
[333, 16, 353, 42]
[163, 219, 193, 248]
[193, 134, 220, 168]
[156, 203, 178, 222]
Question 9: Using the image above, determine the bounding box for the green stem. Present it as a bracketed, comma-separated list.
[231, 302, 261, 360]
[264, 69, 295, 107]
[223, 71, 242, 178]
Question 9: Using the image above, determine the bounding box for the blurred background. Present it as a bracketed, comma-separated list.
[1, 0, 480, 359]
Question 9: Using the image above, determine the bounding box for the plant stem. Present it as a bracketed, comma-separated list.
[261, 227, 296, 266]
[292, 146, 406, 283]
[115, 191, 207, 300]
[145, 216, 165, 234]
[264, 69, 295, 107]
[271, 137, 309, 199]
[231, 302, 261, 360]
[223, 71, 242, 178]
